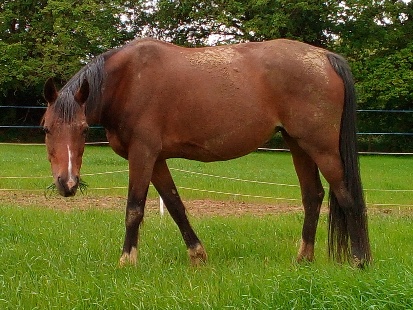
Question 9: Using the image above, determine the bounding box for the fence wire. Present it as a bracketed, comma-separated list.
[1, 166, 412, 207]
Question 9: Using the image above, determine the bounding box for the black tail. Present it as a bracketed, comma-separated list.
[326, 53, 371, 265]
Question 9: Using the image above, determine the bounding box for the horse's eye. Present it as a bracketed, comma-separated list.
[43, 127, 50, 134]
[82, 126, 89, 136]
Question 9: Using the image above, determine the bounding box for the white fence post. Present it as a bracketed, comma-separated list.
[159, 196, 165, 216]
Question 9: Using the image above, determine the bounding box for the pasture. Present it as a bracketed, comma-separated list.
[1, 144, 413, 308]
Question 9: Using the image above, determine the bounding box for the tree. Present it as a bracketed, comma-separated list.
[331, 0, 413, 151]
[1, 0, 411, 149]
[149, 0, 335, 47]
[333, 0, 413, 110]
[0, 0, 145, 104]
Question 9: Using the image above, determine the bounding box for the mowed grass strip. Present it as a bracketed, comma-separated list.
[0, 144, 412, 207]
[0, 206, 413, 309]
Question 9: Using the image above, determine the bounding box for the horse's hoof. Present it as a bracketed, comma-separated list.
[188, 243, 207, 266]
[353, 256, 369, 269]
[296, 240, 314, 263]
[296, 255, 314, 264]
[119, 247, 138, 267]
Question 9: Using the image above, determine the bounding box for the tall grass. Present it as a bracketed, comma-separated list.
[0, 206, 412, 309]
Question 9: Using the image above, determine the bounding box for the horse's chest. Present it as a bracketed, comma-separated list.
[105, 129, 128, 159]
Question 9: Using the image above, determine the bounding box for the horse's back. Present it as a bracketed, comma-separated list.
[104, 38, 345, 161]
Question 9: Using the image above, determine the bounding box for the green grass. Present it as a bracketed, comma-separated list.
[0, 144, 412, 207]
[1, 144, 413, 308]
[1, 206, 413, 309]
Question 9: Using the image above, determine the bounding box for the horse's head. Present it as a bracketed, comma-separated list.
[42, 78, 89, 197]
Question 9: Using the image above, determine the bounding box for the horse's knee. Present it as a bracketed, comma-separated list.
[125, 208, 144, 228]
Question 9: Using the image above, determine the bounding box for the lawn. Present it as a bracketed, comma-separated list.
[0, 144, 412, 308]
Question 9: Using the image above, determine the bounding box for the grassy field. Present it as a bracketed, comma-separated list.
[1, 206, 413, 309]
[1, 144, 413, 308]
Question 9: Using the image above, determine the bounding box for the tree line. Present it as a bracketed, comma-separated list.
[1, 0, 412, 151]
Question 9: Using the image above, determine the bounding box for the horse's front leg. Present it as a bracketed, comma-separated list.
[151, 159, 207, 266]
[119, 149, 156, 267]
[119, 184, 149, 266]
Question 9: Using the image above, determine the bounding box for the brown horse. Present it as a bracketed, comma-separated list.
[42, 38, 371, 267]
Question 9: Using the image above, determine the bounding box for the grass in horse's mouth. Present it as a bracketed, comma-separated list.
[78, 179, 88, 194]
[44, 183, 56, 197]
[44, 179, 88, 196]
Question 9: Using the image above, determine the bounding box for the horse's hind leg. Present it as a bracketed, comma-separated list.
[151, 159, 207, 266]
[282, 132, 325, 262]
[312, 152, 370, 266]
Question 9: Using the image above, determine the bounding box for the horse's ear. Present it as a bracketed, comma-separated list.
[44, 78, 58, 104]
[74, 79, 89, 105]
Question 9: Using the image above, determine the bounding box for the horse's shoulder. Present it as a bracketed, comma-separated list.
[124, 38, 179, 60]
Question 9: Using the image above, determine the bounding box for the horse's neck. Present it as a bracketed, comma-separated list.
[85, 99, 104, 126]
[82, 54, 108, 126]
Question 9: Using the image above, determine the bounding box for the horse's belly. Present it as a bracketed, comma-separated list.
[171, 122, 275, 162]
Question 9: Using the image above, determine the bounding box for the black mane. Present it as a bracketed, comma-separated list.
[54, 55, 106, 122]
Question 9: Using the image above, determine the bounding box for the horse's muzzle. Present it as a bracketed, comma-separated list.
[57, 175, 79, 197]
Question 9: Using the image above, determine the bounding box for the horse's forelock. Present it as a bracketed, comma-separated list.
[53, 91, 77, 123]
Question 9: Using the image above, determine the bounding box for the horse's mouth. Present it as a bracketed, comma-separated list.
[56, 176, 78, 197]
[60, 187, 78, 197]
[46, 177, 87, 197]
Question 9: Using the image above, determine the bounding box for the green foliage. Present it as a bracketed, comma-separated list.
[353, 44, 413, 110]
[334, 0, 413, 110]
[151, 0, 334, 46]
[2, 0, 412, 107]
[0, 0, 141, 100]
